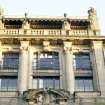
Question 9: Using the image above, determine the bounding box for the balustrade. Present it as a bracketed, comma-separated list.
[0, 29, 88, 36]
[72, 30, 88, 35]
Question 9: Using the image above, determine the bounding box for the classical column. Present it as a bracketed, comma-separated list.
[64, 41, 75, 94]
[18, 41, 29, 93]
[92, 41, 105, 97]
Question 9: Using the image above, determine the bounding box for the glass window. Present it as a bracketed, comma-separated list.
[44, 79, 53, 88]
[33, 79, 37, 89]
[2, 52, 19, 70]
[75, 79, 84, 91]
[54, 79, 60, 89]
[75, 77, 93, 91]
[39, 79, 43, 88]
[0, 77, 17, 91]
[33, 52, 59, 70]
[33, 77, 60, 89]
[73, 53, 91, 70]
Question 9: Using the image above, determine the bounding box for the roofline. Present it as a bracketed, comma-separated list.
[2, 16, 88, 22]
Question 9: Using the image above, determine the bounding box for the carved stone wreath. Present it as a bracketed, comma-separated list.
[23, 88, 70, 104]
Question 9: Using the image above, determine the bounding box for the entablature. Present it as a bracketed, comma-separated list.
[0, 35, 105, 45]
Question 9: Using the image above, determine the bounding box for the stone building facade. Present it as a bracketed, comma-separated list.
[0, 7, 105, 105]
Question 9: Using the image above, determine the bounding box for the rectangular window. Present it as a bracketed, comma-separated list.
[73, 53, 92, 70]
[33, 52, 59, 70]
[75, 77, 93, 91]
[0, 77, 17, 91]
[2, 52, 19, 70]
[33, 77, 60, 89]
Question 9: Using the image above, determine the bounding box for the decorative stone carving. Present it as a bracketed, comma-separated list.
[0, 7, 4, 29]
[63, 13, 70, 30]
[23, 88, 70, 105]
[22, 13, 30, 33]
[88, 7, 100, 35]
[20, 41, 29, 51]
[0, 7, 3, 17]
[88, 7, 97, 16]
[20, 46, 29, 51]
[64, 41, 72, 52]
[43, 40, 50, 51]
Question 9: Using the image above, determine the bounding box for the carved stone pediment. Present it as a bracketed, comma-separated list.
[23, 88, 70, 105]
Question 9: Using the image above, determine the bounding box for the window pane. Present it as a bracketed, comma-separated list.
[0, 77, 17, 91]
[75, 79, 84, 91]
[33, 77, 60, 89]
[84, 79, 93, 91]
[75, 77, 93, 92]
[54, 79, 60, 89]
[8, 79, 17, 91]
[44, 79, 53, 88]
[39, 79, 43, 88]
[33, 79, 37, 89]
[33, 52, 59, 70]
[3, 52, 19, 70]
[74, 53, 91, 70]
[1, 78, 8, 91]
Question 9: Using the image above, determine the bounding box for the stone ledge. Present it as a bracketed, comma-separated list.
[0, 91, 19, 97]
[74, 91, 101, 98]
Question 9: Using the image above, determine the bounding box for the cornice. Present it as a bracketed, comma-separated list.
[0, 35, 105, 45]
[0, 35, 105, 40]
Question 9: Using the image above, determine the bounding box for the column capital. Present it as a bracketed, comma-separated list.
[43, 40, 50, 51]
[91, 41, 103, 52]
[92, 40, 102, 45]
[92, 41, 103, 49]
[64, 41, 72, 52]
[20, 41, 29, 51]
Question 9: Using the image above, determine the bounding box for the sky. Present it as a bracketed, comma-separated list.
[0, 0, 105, 35]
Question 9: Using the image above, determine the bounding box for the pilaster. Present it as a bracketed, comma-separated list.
[92, 41, 105, 97]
